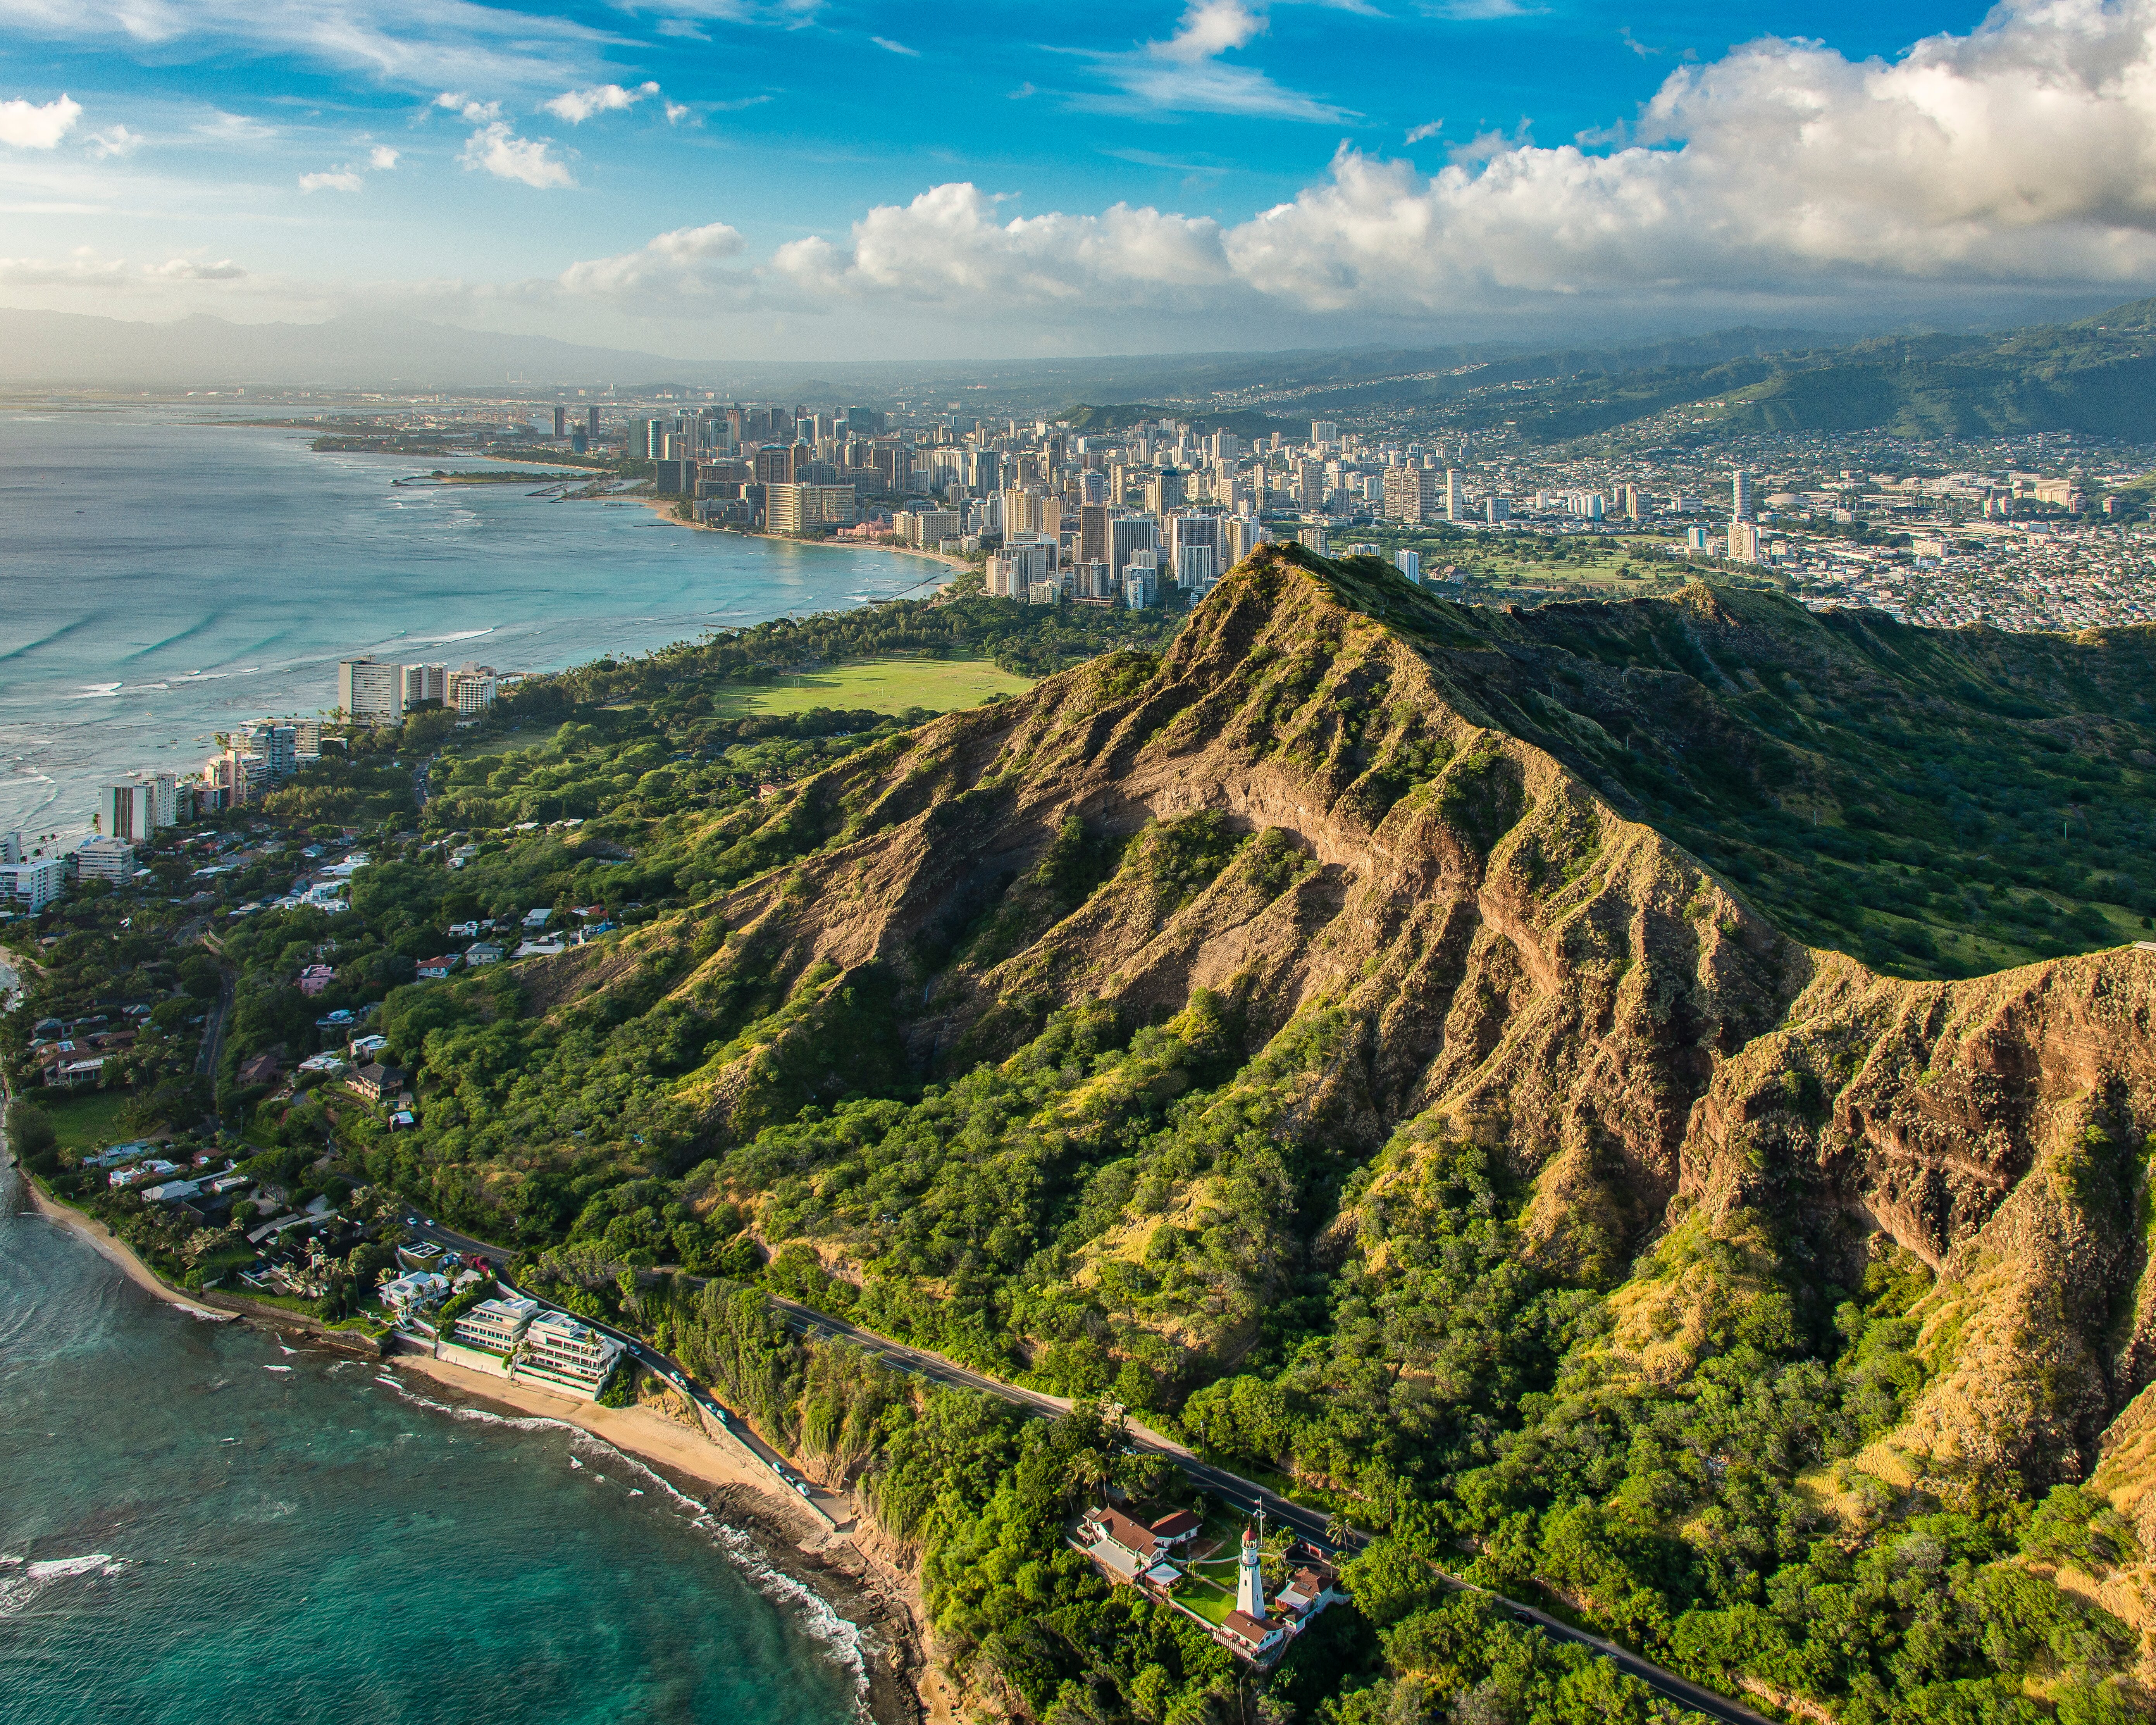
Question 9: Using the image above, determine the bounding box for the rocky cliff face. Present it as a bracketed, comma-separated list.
[667, 546, 2156, 1486]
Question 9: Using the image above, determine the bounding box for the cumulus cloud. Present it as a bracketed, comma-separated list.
[460, 121, 573, 188]
[555, 221, 756, 305]
[664, 101, 691, 123]
[1154, 0, 1264, 62]
[436, 92, 501, 123]
[84, 123, 139, 158]
[368, 144, 400, 169]
[0, 93, 83, 148]
[299, 167, 365, 192]
[758, 0, 2156, 326]
[541, 81, 660, 122]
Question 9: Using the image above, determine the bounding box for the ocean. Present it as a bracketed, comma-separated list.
[0, 407, 942, 844]
[0, 1158, 872, 1725]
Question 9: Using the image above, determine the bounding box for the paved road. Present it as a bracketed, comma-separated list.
[193, 954, 235, 1080]
[390, 1210, 1763, 1723]
[392, 1210, 846, 1526]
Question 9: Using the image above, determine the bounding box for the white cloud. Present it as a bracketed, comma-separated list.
[299, 167, 365, 192]
[0, 93, 82, 148]
[554, 221, 756, 306]
[460, 121, 574, 189]
[143, 256, 246, 279]
[368, 144, 400, 169]
[755, 0, 2156, 327]
[0, 246, 243, 285]
[1404, 119, 1441, 144]
[1088, 0, 1350, 121]
[436, 93, 501, 123]
[664, 101, 691, 123]
[83, 123, 140, 159]
[541, 81, 660, 123]
[1154, 0, 1264, 62]
[872, 36, 918, 57]
[195, 110, 275, 142]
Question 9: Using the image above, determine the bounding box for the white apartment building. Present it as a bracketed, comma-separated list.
[338, 658, 403, 727]
[449, 666, 498, 714]
[453, 1294, 541, 1354]
[0, 854, 64, 910]
[765, 482, 858, 534]
[74, 835, 137, 884]
[514, 1310, 623, 1398]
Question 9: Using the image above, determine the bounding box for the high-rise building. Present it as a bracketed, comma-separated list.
[1144, 468, 1188, 516]
[338, 658, 403, 727]
[765, 483, 859, 534]
[449, 663, 499, 714]
[1728, 520, 1762, 564]
[0, 853, 64, 910]
[74, 834, 137, 884]
[1310, 420, 1340, 446]
[1297, 525, 1329, 556]
[1732, 470, 1754, 520]
[1624, 484, 1646, 520]
[1381, 465, 1436, 523]
[103, 781, 155, 843]
[552, 405, 567, 438]
[1078, 503, 1111, 567]
[1445, 469, 1465, 523]
[1486, 497, 1510, 525]
[402, 663, 449, 708]
[1109, 515, 1159, 581]
[1395, 549, 1421, 582]
[586, 405, 602, 445]
[1164, 511, 1220, 583]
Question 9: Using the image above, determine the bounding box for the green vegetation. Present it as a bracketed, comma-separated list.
[10, 558, 2153, 1725]
[703, 651, 1036, 718]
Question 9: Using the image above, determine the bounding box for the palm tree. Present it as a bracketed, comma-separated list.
[1325, 1510, 1353, 1550]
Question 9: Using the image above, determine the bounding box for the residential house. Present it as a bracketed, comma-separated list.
[296, 964, 336, 997]
[463, 942, 505, 967]
[345, 1063, 404, 1105]
[1219, 1611, 1287, 1659]
[453, 1294, 540, 1354]
[512, 1309, 623, 1398]
[415, 954, 460, 981]
[238, 1050, 283, 1088]
[377, 1270, 449, 1320]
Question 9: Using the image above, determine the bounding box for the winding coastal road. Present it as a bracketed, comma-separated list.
[390, 1209, 1765, 1725]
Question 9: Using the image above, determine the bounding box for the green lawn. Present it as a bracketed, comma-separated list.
[1174, 1573, 1240, 1627]
[709, 651, 1036, 717]
[29, 1089, 139, 1152]
[445, 721, 570, 761]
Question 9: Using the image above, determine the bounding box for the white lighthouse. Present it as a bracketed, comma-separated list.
[1235, 1524, 1264, 1620]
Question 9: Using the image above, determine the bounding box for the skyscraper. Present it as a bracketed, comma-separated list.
[1445, 469, 1465, 523]
[553, 405, 566, 437]
[1381, 465, 1435, 524]
[338, 658, 403, 727]
[1732, 470, 1754, 520]
[586, 405, 602, 444]
[1078, 503, 1111, 567]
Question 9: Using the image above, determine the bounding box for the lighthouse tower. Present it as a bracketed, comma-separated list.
[1235, 1524, 1264, 1619]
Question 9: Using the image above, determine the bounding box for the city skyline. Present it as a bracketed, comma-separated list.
[2, 0, 2154, 357]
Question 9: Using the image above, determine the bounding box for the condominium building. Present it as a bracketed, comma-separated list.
[1382, 464, 1436, 524]
[102, 781, 157, 843]
[338, 658, 403, 727]
[1444, 469, 1465, 523]
[402, 663, 448, 708]
[902, 508, 960, 548]
[1109, 515, 1159, 582]
[0, 854, 64, 910]
[765, 482, 859, 534]
[1732, 470, 1754, 520]
[74, 835, 137, 884]
[453, 1294, 541, 1354]
[515, 1309, 624, 1398]
[448, 664, 498, 714]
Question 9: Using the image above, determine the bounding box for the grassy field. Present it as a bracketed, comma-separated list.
[1350, 527, 1695, 597]
[708, 651, 1036, 717]
[27, 1089, 139, 1152]
[444, 720, 570, 762]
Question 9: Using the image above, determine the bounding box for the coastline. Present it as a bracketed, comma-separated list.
[635, 495, 972, 584]
[9, 1154, 938, 1725]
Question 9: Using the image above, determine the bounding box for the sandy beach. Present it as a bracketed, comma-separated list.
[636, 495, 971, 584]
[18, 1174, 238, 1321]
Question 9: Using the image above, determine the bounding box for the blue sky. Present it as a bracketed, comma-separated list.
[1, 0, 2152, 357]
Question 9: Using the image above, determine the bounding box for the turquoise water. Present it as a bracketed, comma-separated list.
[0, 407, 942, 842]
[0, 1161, 868, 1724]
